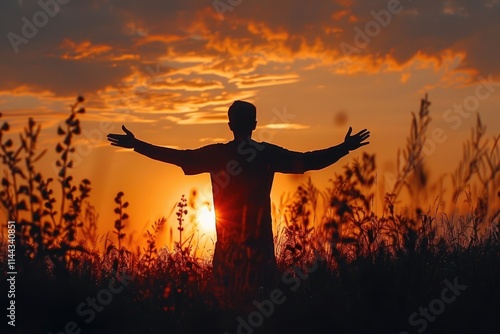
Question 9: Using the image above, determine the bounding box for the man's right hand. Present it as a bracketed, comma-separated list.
[107, 125, 137, 149]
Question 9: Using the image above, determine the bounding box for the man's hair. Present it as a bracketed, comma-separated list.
[228, 100, 256, 133]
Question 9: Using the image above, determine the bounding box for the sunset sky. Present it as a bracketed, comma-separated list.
[1, 0, 499, 251]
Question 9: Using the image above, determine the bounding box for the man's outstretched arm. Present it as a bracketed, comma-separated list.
[107, 125, 186, 165]
[272, 127, 370, 173]
[302, 127, 370, 171]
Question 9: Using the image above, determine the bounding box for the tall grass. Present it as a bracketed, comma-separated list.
[0, 96, 499, 334]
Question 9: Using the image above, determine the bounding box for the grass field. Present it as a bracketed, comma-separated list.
[1, 96, 499, 333]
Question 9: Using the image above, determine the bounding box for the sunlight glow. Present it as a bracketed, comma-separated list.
[197, 205, 216, 233]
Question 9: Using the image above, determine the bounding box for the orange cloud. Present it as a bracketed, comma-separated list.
[258, 123, 310, 130]
[152, 77, 224, 91]
[165, 111, 227, 125]
[332, 9, 351, 21]
[229, 74, 300, 89]
[199, 137, 227, 143]
[135, 34, 183, 46]
[58, 39, 112, 60]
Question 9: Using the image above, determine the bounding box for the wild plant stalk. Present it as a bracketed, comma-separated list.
[51, 97, 90, 269]
[275, 178, 322, 266]
[14, 118, 48, 258]
[0, 115, 24, 222]
[55, 96, 86, 226]
[450, 114, 500, 227]
[113, 191, 129, 251]
[142, 217, 166, 272]
[176, 195, 188, 257]
[20, 118, 46, 223]
[390, 94, 431, 211]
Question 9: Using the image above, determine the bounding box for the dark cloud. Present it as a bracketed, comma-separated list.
[0, 0, 498, 100]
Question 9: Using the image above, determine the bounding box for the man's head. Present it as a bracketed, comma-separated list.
[228, 100, 257, 137]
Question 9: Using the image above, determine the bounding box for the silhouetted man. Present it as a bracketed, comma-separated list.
[107, 100, 370, 304]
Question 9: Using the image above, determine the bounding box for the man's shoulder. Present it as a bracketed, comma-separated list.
[199, 140, 288, 154]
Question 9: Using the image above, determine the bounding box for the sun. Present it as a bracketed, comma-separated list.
[196, 204, 216, 233]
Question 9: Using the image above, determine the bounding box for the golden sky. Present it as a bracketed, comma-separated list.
[1, 0, 500, 252]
